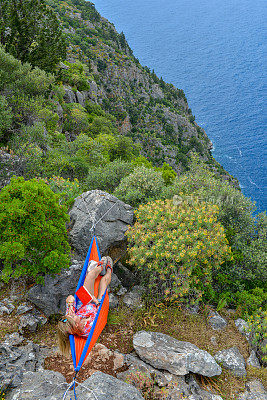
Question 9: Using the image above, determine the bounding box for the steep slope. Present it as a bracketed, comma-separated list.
[47, 0, 237, 183]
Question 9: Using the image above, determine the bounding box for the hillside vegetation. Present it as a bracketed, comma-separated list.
[0, 1, 266, 397]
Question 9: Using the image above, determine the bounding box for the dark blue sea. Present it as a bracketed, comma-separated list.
[94, 0, 266, 213]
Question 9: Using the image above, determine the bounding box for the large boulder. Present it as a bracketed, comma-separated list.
[214, 346, 246, 377]
[6, 370, 145, 400]
[27, 261, 82, 316]
[1, 341, 49, 394]
[68, 190, 133, 258]
[133, 331, 222, 377]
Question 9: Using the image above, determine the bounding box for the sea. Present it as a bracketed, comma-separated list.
[94, 0, 266, 213]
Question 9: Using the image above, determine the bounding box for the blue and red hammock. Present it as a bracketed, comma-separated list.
[69, 235, 109, 373]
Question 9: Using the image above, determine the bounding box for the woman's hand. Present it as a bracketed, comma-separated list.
[91, 295, 99, 305]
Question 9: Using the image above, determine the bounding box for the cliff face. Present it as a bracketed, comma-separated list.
[47, 0, 237, 183]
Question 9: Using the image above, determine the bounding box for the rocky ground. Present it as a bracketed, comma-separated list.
[0, 191, 266, 400]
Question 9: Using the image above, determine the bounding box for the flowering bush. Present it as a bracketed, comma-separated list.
[0, 177, 70, 283]
[42, 176, 81, 206]
[126, 198, 232, 302]
[114, 166, 165, 207]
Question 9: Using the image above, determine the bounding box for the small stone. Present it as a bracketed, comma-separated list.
[16, 303, 33, 315]
[235, 318, 250, 341]
[247, 350, 260, 368]
[211, 336, 218, 346]
[214, 346, 246, 376]
[0, 304, 10, 316]
[117, 286, 127, 296]
[3, 332, 24, 346]
[109, 293, 119, 309]
[208, 310, 227, 330]
[123, 286, 144, 310]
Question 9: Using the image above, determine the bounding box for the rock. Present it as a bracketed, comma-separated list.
[19, 311, 47, 333]
[28, 261, 83, 316]
[235, 318, 250, 341]
[123, 286, 144, 309]
[68, 190, 133, 258]
[109, 273, 122, 293]
[115, 262, 137, 289]
[214, 346, 246, 376]
[118, 353, 168, 387]
[0, 304, 10, 316]
[237, 379, 267, 400]
[76, 90, 85, 106]
[1, 341, 47, 394]
[187, 375, 223, 400]
[6, 370, 68, 400]
[16, 303, 33, 315]
[80, 371, 145, 400]
[3, 333, 24, 347]
[208, 310, 227, 330]
[133, 331, 222, 377]
[0, 298, 15, 315]
[63, 86, 76, 103]
[109, 293, 119, 309]
[247, 350, 260, 368]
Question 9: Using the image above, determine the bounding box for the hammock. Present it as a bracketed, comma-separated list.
[69, 235, 109, 372]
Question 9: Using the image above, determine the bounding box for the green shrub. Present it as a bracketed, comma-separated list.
[0, 177, 70, 283]
[58, 61, 90, 91]
[63, 103, 90, 135]
[156, 162, 176, 185]
[247, 310, 267, 366]
[43, 176, 82, 207]
[0, 95, 13, 141]
[96, 134, 140, 161]
[114, 166, 165, 207]
[85, 160, 134, 192]
[126, 198, 232, 302]
[235, 288, 267, 317]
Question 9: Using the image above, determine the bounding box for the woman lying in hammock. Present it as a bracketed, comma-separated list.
[57, 256, 113, 356]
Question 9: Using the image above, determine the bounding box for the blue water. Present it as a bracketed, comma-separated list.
[94, 0, 266, 213]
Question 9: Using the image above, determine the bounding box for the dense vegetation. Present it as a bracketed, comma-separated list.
[0, 0, 266, 371]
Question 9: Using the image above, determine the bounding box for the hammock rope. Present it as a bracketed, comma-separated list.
[76, 194, 120, 234]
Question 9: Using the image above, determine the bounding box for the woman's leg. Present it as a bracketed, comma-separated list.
[83, 264, 102, 295]
[97, 269, 112, 299]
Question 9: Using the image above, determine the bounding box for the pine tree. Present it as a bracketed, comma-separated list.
[0, 0, 66, 72]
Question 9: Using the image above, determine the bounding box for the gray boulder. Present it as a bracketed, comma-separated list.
[1, 341, 48, 394]
[133, 331, 222, 377]
[0, 298, 15, 315]
[115, 262, 137, 289]
[237, 380, 267, 400]
[6, 370, 68, 400]
[214, 346, 246, 376]
[63, 86, 76, 103]
[123, 286, 144, 309]
[3, 333, 24, 347]
[16, 303, 33, 315]
[80, 371, 144, 400]
[208, 310, 227, 330]
[235, 318, 250, 341]
[247, 350, 261, 368]
[27, 261, 83, 316]
[68, 190, 133, 258]
[19, 311, 47, 333]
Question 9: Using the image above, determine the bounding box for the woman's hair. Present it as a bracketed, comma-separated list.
[57, 316, 83, 357]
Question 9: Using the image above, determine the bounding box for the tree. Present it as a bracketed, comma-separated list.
[0, 0, 66, 72]
[0, 177, 70, 282]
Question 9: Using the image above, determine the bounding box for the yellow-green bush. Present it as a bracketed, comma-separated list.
[126, 198, 232, 302]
